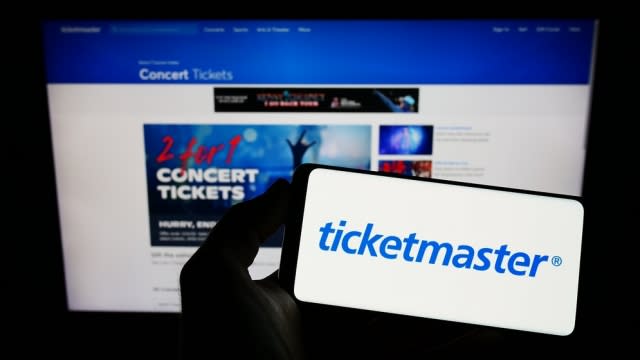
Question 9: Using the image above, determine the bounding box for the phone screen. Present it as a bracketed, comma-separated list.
[292, 167, 583, 335]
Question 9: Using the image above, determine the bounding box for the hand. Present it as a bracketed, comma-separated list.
[180, 179, 304, 359]
[180, 179, 507, 359]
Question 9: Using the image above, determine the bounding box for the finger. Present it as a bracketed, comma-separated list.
[221, 178, 290, 237]
[202, 178, 290, 268]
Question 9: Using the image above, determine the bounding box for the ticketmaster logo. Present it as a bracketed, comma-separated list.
[318, 220, 558, 277]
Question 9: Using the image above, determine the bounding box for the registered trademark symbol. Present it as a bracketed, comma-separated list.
[551, 256, 563, 266]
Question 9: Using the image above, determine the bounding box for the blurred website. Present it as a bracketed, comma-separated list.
[43, 19, 597, 312]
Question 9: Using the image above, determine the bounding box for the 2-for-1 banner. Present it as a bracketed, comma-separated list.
[143, 124, 371, 246]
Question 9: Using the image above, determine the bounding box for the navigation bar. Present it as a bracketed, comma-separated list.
[43, 20, 597, 84]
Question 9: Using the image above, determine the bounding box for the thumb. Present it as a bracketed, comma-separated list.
[200, 179, 290, 268]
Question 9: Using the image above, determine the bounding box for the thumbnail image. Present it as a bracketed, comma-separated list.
[378, 160, 432, 178]
[379, 125, 433, 155]
[372, 89, 417, 112]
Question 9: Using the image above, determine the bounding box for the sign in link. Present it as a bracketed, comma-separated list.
[318, 220, 562, 277]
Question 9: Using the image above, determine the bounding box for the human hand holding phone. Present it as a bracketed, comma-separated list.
[180, 163, 583, 359]
[179, 179, 305, 360]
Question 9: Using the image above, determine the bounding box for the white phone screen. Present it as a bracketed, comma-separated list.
[293, 168, 583, 335]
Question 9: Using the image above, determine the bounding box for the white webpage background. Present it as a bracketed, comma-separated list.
[294, 168, 583, 335]
[47, 84, 590, 312]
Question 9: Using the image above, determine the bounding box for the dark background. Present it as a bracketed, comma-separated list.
[11, 6, 633, 358]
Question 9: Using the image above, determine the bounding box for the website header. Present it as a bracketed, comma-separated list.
[43, 20, 596, 84]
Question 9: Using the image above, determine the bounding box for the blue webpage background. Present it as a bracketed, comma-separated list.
[43, 19, 596, 84]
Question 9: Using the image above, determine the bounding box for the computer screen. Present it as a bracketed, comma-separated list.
[42, 19, 598, 312]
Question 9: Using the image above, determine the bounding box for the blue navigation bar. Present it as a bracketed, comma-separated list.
[43, 20, 596, 84]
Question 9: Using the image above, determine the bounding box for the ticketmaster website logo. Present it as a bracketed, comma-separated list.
[318, 220, 562, 277]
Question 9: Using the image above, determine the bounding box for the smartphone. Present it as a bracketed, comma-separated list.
[279, 163, 584, 336]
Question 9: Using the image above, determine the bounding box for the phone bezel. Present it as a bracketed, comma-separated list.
[278, 163, 583, 317]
